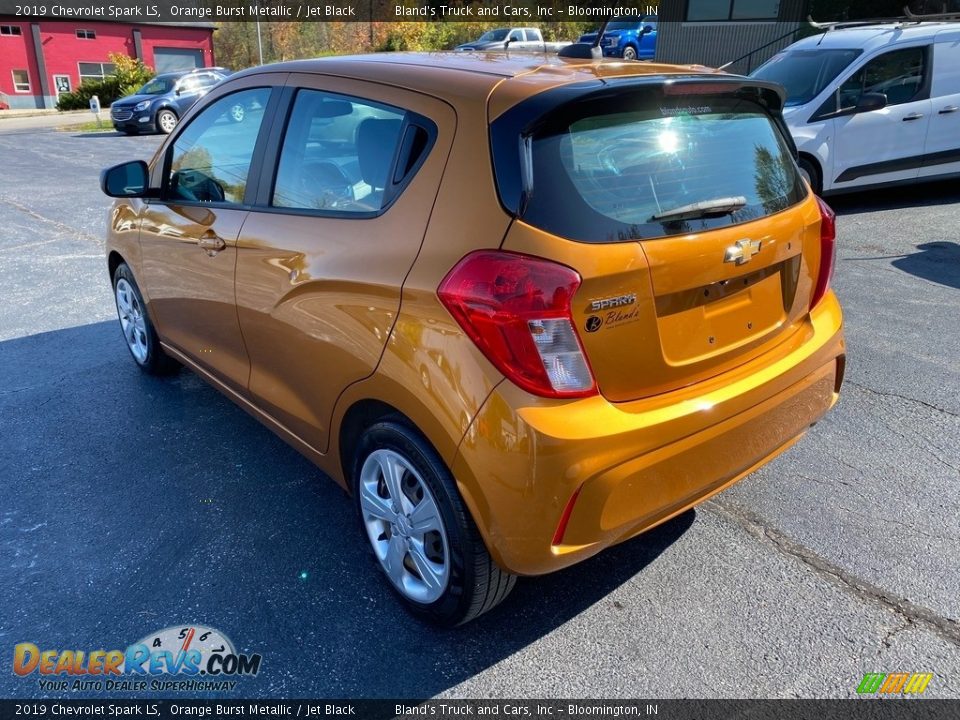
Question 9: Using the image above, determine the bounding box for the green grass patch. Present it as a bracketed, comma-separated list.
[56, 120, 119, 133]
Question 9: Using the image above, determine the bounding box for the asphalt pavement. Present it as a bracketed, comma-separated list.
[0, 123, 957, 699]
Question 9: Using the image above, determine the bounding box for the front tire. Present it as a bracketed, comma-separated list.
[622, 46, 638, 61]
[156, 109, 178, 135]
[353, 420, 515, 626]
[112, 263, 178, 375]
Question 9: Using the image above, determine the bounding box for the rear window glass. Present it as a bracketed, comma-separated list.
[521, 96, 806, 242]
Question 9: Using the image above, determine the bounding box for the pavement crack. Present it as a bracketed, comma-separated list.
[0, 195, 101, 245]
[834, 502, 956, 543]
[705, 498, 960, 648]
[796, 471, 855, 489]
[878, 620, 912, 656]
[848, 380, 959, 419]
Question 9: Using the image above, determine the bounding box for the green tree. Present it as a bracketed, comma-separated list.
[55, 52, 154, 111]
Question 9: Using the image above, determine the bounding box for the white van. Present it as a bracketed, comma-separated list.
[751, 22, 960, 195]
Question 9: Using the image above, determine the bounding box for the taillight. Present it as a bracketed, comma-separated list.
[438, 251, 597, 399]
[810, 196, 837, 309]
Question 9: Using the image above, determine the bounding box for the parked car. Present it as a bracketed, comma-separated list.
[110, 67, 231, 135]
[751, 21, 960, 195]
[454, 27, 570, 53]
[100, 52, 845, 626]
[578, 15, 658, 60]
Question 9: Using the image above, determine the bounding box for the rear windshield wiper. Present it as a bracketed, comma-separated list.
[650, 196, 747, 223]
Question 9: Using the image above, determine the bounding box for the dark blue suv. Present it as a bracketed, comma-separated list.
[579, 16, 658, 61]
[110, 68, 231, 135]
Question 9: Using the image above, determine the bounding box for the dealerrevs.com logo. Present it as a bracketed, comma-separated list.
[13, 625, 261, 692]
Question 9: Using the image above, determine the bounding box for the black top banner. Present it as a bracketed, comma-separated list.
[0, 0, 666, 23]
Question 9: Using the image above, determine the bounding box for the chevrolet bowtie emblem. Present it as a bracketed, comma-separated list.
[724, 239, 762, 265]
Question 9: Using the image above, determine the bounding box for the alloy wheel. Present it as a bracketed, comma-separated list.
[158, 111, 177, 133]
[115, 278, 148, 364]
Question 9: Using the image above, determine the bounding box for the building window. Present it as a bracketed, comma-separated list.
[78, 62, 117, 83]
[76, 29, 96, 40]
[1, 24, 23, 36]
[12, 69, 30, 93]
[686, 0, 781, 20]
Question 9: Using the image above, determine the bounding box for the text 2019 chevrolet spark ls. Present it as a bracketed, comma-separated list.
[101, 53, 845, 626]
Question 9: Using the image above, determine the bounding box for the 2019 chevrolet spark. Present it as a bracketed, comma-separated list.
[101, 52, 845, 626]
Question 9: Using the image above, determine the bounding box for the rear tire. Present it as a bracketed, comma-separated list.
[353, 420, 515, 626]
[112, 263, 179, 376]
[799, 156, 823, 196]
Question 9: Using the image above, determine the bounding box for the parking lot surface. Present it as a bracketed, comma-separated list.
[1, 126, 958, 698]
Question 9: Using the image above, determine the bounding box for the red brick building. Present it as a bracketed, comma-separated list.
[0, 19, 215, 109]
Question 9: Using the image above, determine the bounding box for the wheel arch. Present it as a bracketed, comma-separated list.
[108, 250, 125, 281]
[338, 398, 413, 489]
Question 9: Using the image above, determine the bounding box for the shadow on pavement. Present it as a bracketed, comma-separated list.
[829, 178, 959, 215]
[0, 321, 694, 699]
[891, 241, 960, 290]
[68, 131, 125, 138]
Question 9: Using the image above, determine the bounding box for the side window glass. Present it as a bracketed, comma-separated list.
[177, 77, 197, 94]
[165, 88, 270, 205]
[838, 47, 926, 110]
[509, 30, 524, 42]
[272, 89, 406, 213]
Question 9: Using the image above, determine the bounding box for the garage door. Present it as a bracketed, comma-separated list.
[154, 48, 204, 74]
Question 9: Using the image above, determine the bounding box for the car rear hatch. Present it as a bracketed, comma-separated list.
[490, 76, 825, 401]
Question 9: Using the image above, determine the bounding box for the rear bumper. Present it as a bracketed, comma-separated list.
[452, 292, 845, 576]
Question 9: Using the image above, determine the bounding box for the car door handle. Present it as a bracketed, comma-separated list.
[938, 105, 960, 114]
[198, 234, 226, 254]
[902, 113, 925, 121]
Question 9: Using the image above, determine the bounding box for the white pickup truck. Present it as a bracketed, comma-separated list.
[454, 27, 571, 53]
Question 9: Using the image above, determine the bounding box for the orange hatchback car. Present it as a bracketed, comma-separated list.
[101, 53, 845, 625]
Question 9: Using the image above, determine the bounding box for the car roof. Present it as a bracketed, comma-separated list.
[789, 22, 958, 52]
[230, 51, 720, 106]
[155, 67, 227, 80]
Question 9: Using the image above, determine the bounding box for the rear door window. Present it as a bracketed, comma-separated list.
[518, 95, 805, 242]
[271, 89, 422, 214]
